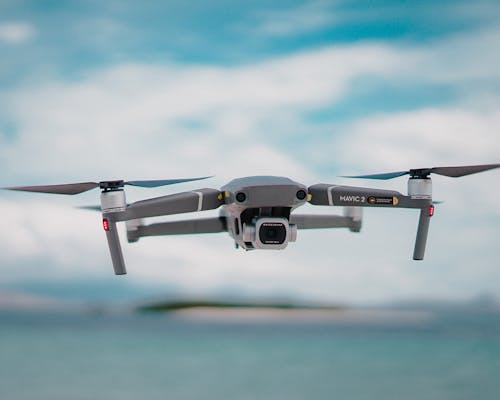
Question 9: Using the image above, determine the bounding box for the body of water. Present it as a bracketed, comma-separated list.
[1, 310, 500, 399]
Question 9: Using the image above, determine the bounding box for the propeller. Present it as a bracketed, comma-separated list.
[3, 176, 212, 195]
[77, 205, 103, 211]
[342, 163, 500, 180]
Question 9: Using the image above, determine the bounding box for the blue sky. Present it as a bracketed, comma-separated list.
[1, 0, 500, 306]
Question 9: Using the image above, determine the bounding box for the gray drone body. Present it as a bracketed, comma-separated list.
[5, 163, 500, 275]
[125, 176, 363, 254]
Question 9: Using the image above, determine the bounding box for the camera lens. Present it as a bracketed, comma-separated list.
[259, 222, 287, 244]
[266, 228, 277, 239]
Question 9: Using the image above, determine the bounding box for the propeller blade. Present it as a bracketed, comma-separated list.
[4, 176, 213, 195]
[430, 164, 500, 178]
[342, 171, 408, 180]
[343, 163, 500, 180]
[125, 176, 212, 188]
[5, 182, 99, 195]
[77, 205, 102, 211]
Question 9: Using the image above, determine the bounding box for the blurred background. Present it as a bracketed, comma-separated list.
[1, 1, 500, 399]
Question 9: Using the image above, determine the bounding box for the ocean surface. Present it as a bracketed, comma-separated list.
[1, 309, 500, 400]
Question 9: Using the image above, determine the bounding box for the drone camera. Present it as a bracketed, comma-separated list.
[259, 221, 287, 245]
[243, 218, 297, 249]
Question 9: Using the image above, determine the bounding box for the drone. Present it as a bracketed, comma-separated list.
[4, 163, 500, 275]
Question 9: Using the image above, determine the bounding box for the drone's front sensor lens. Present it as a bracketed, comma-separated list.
[296, 190, 307, 200]
[236, 192, 246, 202]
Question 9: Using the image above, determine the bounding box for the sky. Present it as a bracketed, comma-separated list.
[0, 0, 499, 307]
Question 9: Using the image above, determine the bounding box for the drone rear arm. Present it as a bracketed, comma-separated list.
[127, 217, 227, 242]
[290, 213, 361, 232]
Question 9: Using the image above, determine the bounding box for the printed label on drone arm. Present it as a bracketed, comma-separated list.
[339, 195, 366, 203]
[367, 196, 399, 205]
[337, 195, 400, 206]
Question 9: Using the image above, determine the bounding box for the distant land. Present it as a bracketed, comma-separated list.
[137, 293, 500, 314]
[137, 298, 345, 312]
[135, 297, 434, 324]
[1, 289, 498, 321]
[131, 294, 500, 323]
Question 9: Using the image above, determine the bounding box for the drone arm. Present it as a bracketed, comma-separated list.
[308, 184, 433, 260]
[107, 188, 224, 222]
[102, 218, 127, 275]
[290, 214, 361, 232]
[307, 184, 427, 209]
[413, 208, 432, 260]
[127, 217, 227, 242]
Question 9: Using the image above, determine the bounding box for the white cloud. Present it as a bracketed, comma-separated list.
[0, 198, 109, 281]
[1, 25, 500, 303]
[0, 43, 403, 184]
[338, 106, 500, 169]
[0, 22, 35, 44]
[406, 27, 500, 88]
[250, 0, 339, 37]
